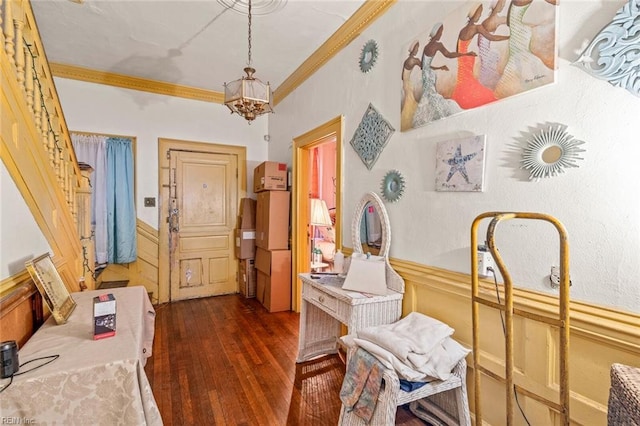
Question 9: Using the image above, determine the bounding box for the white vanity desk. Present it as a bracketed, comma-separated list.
[296, 192, 405, 363]
[296, 273, 402, 362]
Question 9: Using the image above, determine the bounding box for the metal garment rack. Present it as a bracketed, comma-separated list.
[470, 212, 571, 426]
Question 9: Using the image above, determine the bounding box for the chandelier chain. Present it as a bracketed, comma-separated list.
[247, 0, 252, 66]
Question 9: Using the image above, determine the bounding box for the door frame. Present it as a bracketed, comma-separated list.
[291, 116, 344, 312]
[158, 138, 247, 303]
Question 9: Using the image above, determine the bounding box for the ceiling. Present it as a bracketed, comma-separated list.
[31, 0, 380, 105]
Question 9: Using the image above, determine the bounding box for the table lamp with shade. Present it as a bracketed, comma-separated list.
[309, 198, 332, 268]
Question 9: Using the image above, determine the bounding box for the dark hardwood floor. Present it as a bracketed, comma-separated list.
[144, 294, 428, 425]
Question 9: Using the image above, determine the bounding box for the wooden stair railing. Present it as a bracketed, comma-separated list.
[1, 0, 93, 294]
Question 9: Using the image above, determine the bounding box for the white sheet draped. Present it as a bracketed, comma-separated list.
[72, 133, 108, 265]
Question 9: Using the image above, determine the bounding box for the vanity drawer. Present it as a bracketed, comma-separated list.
[307, 286, 337, 312]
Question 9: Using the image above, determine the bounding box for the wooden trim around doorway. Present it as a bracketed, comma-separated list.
[291, 116, 344, 312]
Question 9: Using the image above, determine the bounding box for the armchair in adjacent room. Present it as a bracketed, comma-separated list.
[315, 226, 336, 267]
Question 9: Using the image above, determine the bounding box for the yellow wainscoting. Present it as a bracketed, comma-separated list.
[133, 219, 160, 303]
[389, 258, 640, 426]
[94, 219, 159, 303]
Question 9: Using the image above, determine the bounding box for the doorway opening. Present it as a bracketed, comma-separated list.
[292, 116, 344, 312]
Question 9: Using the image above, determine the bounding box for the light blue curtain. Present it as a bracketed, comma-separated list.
[106, 137, 137, 263]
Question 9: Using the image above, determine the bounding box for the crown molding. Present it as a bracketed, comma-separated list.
[49, 0, 396, 107]
[272, 0, 396, 105]
[49, 63, 225, 104]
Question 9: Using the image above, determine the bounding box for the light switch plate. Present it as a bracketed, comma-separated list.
[144, 197, 156, 207]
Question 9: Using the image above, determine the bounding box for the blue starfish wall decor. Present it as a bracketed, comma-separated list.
[435, 135, 486, 192]
[573, 0, 639, 97]
[446, 145, 477, 183]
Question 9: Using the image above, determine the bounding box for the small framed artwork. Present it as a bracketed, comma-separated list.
[435, 135, 486, 192]
[25, 253, 77, 324]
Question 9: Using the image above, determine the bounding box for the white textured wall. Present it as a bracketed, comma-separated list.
[268, 0, 640, 313]
[53, 78, 269, 228]
[0, 162, 51, 279]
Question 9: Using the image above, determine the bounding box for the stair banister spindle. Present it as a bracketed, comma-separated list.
[54, 135, 62, 188]
[13, 17, 24, 88]
[24, 45, 33, 110]
[33, 73, 41, 132]
[40, 95, 48, 151]
[64, 158, 70, 206]
[48, 128, 55, 167]
[3, 0, 14, 66]
[72, 180, 78, 221]
[67, 156, 74, 211]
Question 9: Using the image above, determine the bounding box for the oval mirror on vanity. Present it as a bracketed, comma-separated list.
[351, 192, 391, 258]
[348, 191, 404, 294]
[359, 204, 383, 255]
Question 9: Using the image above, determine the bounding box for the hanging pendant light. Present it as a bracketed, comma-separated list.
[223, 0, 273, 123]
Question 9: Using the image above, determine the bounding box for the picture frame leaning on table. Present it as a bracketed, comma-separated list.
[25, 253, 77, 324]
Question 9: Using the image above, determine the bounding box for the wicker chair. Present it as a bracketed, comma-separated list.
[608, 363, 640, 426]
[338, 344, 471, 426]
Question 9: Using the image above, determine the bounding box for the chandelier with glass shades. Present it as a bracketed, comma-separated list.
[223, 0, 273, 123]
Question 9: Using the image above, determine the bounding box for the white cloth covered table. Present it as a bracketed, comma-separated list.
[0, 286, 162, 425]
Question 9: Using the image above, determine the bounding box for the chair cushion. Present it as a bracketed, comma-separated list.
[316, 240, 335, 262]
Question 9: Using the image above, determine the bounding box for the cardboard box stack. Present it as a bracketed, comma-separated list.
[236, 197, 257, 298]
[253, 161, 291, 312]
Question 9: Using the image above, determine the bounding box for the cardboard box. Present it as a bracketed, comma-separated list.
[93, 293, 116, 340]
[254, 161, 287, 193]
[255, 248, 291, 312]
[238, 258, 256, 298]
[235, 228, 256, 259]
[256, 191, 290, 250]
[238, 198, 256, 229]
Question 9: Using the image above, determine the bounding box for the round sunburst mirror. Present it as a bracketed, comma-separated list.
[521, 124, 586, 181]
[359, 40, 379, 73]
[381, 170, 405, 202]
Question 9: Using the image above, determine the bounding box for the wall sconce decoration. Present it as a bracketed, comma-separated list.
[521, 124, 586, 181]
[359, 40, 379, 73]
[381, 170, 405, 203]
[350, 103, 395, 170]
[572, 0, 639, 97]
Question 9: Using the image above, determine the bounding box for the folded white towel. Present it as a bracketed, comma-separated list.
[355, 312, 471, 381]
[357, 312, 454, 364]
[412, 337, 471, 380]
[353, 337, 427, 382]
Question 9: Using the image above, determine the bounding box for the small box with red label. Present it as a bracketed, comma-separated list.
[253, 161, 288, 192]
[93, 293, 116, 340]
